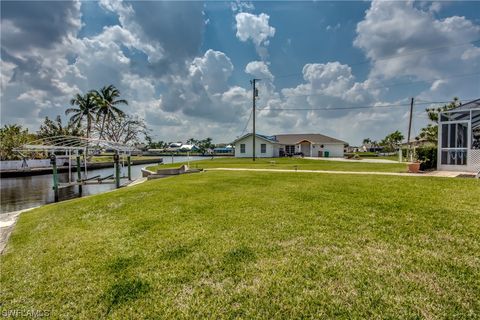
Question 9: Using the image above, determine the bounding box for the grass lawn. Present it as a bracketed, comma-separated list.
[1, 171, 479, 318]
[147, 157, 407, 173]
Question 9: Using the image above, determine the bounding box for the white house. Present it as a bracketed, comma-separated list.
[233, 134, 280, 158]
[437, 98, 480, 172]
[233, 133, 346, 158]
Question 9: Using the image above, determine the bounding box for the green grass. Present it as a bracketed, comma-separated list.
[1, 171, 479, 318]
[147, 157, 407, 173]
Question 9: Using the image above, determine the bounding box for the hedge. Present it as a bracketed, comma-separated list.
[416, 146, 437, 170]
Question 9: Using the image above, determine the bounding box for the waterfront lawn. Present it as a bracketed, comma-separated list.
[1, 171, 479, 318]
[147, 157, 407, 173]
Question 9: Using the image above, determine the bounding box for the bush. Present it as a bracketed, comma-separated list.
[416, 146, 437, 170]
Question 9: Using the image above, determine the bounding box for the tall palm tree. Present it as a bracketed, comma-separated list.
[92, 85, 128, 139]
[66, 92, 97, 139]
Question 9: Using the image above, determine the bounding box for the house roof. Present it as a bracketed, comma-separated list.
[447, 98, 480, 112]
[232, 133, 279, 144]
[273, 133, 346, 145]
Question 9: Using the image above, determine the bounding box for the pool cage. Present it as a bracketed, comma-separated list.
[14, 136, 139, 201]
[438, 98, 480, 172]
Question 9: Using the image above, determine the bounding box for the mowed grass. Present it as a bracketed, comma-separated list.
[1, 171, 479, 319]
[147, 157, 407, 172]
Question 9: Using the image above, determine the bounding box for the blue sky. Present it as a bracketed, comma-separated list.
[1, 1, 479, 144]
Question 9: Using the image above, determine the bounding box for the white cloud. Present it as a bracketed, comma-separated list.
[231, 1, 254, 13]
[245, 61, 274, 81]
[160, 50, 250, 124]
[354, 0, 480, 101]
[326, 23, 341, 31]
[235, 12, 275, 59]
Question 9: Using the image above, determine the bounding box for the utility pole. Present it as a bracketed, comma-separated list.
[407, 97, 414, 162]
[251, 79, 260, 161]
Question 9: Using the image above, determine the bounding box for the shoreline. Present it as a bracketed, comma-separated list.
[0, 157, 164, 178]
[0, 173, 151, 254]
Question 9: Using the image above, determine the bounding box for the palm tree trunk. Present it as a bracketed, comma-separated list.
[86, 117, 91, 156]
[99, 113, 106, 140]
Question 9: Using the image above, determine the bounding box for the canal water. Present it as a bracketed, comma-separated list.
[0, 156, 205, 214]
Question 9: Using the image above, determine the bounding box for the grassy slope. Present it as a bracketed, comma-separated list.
[1, 172, 479, 319]
[147, 157, 407, 173]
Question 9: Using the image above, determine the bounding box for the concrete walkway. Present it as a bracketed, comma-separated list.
[303, 157, 400, 163]
[205, 167, 476, 178]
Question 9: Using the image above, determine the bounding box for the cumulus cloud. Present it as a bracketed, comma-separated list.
[354, 0, 480, 100]
[160, 50, 250, 123]
[235, 12, 275, 59]
[245, 61, 274, 81]
[1, 1, 81, 54]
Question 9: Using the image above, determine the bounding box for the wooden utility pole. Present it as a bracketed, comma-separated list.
[251, 79, 260, 161]
[407, 97, 414, 161]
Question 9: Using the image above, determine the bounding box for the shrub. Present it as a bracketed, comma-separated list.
[416, 146, 437, 170]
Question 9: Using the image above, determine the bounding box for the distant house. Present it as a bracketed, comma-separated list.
[233, 133, 346, 158]
[213, 145, 234, 155]
[359, 143, 383, 153]
[179, 144, 198, 152]
[438, 98, 480, 172]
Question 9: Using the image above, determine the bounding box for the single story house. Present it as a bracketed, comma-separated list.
[213, 145, 234, 155]
[438, 98, 480, 172]
[233, 133, 346, 158]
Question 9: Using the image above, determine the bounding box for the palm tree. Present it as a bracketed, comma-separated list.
[66, 92, 97, 139]
[362, 138, 371, 146]
[92, 85, 128, 139]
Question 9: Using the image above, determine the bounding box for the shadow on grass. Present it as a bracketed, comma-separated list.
[102, 278, 151, 315]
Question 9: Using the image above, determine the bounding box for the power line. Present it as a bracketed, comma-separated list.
[263, 39, 480, 81]
[257, 99, 476, 112]
[238, 108, 253, 137]
[278, 72, 479, 98]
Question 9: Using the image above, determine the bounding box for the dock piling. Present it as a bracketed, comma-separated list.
[127, 155, 131, 180]
[76, 155, 82, 194]
[50, 154, 59, 202]
[114, 152, 120, 188]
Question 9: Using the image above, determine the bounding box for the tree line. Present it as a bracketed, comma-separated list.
[0, 85, 149, 160]
[361, 97, 460, 152]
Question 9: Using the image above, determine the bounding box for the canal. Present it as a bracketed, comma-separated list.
[0, 156, 205, 214]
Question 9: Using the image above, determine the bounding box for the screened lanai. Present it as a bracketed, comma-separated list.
[438, 98, 480, 172]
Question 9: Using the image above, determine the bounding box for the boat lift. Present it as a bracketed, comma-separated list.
[14, 136, 138, 202]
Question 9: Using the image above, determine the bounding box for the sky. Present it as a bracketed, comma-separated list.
[1, 0, 479, 145]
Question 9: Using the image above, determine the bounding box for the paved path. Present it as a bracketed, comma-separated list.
[303, 157, 400, 163]
[205, 167, 475, 178]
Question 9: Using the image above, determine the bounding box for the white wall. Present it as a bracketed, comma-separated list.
[311, 143, 344, 157]
[235, 136, 277, 158]
[1, 159, 51, 170]
[0, 156, 73, 170]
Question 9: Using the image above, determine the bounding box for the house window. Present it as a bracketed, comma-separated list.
[285, 145, 295, 154]
[240, 144, 246, 153]
[261, 144, 266, 153]
[472, 110, 480, 150]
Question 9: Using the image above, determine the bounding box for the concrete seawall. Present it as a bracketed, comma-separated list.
[0, 158, 163, 178]
[141, 165, 202, 180]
